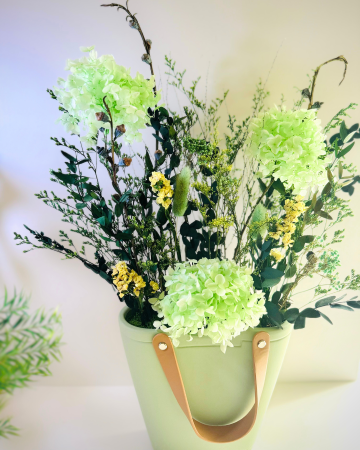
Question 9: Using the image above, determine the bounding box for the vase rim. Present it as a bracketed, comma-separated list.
[119, 307, 293, 347]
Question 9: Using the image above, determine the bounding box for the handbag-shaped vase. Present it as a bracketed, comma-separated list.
[119, 308, 292, 450]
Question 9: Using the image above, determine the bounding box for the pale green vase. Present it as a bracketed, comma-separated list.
[119, 308, 292, 450]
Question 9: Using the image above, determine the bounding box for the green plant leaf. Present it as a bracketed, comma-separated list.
[292, 240, 305, 253]
[340, 121, 347, 141]
[265, 302, 283, 327]
[252, 274, 262, 290]
[272, 179, 286, 195]
[301, 235, 315, 243]
[76, 203, 87, 210]
[277, 258, 286, 272]
[96, 217, 106, 226]
[152, 134, 164, 143]
[61, 150, 77, 162]
[51, 170, 78, 185]
[293, 235, 315, 253]
[314, 198, 323, 213]
[158, 107, 169, 117]
[319, 311, 333, 325]
[156, 207, 167, 226]
[261, 267, 285, 279]
[294, 315, 306, 329]
[272, 291, 281, 304]
[99, 270, 112, 283]
[156, 154, 166, 167]
[317, 210, 333, 220]
[145, 151, 153, 172]
[65, 162, 77, 173]
[347, 301, 360, 308]
[285, 265, 297, 278]
[330, 304, 354, 311]
[115, 203, 123, 217]
[170, 154, 180, 169]
[338, 142, 355, 159]
[82, 182, 100, 191]
[262, 277, 282, 288]
[300, 308, 321, 318]
[321, 182, 332, 197]
[160, 126, 169, 140]
[284, 308, 299, 323]
[150, 118, 160, 131]
[315, 296, 336, 308]
[119, 190, 132, 203]
[112, 249, 130, 260]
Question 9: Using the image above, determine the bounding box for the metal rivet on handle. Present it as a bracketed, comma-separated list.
[257, 340, 267, 349]
[158, 342, 168, 351]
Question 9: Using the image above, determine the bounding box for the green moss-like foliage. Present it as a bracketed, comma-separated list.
[126, 311, 155, 329]
[173, 167, 191, 217]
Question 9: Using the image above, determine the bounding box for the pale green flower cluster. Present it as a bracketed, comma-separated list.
[54, 46, 160, 144]
[246, 106, 331, 194]
[150, 258, 266, 353]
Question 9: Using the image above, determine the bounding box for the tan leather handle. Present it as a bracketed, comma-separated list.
[153, 331, 270, 443]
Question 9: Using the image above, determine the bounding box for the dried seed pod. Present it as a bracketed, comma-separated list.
[154, 150, 163, 161]
[146, 39, 152, 50]
[95, 112, 110, 123]
[306, 251, 318, 264]
[141, 54, 152, 65]
[311, 101, 324, 110]
[129, 19, 139, 29]
[301, 88, 311, 99]
[123, 157, 132, 167]
[116, 124, 126, 134]
[96, 146, 106, 156]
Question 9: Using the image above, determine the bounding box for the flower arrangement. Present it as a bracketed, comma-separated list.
[14, 2, 360, 353]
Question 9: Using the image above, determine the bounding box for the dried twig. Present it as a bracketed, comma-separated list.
[308, 56, 348, 109]
[102, 2, 159, 149]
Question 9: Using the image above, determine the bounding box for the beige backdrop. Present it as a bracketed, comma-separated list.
[1, 0, 360, 386]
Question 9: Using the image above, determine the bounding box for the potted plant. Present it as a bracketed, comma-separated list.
[14, 2, 360, 449]
[0, 291, 62, 439]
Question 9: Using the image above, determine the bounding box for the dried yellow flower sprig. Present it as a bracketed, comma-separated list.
[269, 195, 307, 250]
[112, 262, 146, 298]
[269, 248, 284, 262]
[208, 217, 234, 231]
[149, 172, 173, 209]
[149, 281, 159, 293]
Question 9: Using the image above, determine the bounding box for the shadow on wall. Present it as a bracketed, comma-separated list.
[0, 171, 31, 287]
[270, 381, 355, 408]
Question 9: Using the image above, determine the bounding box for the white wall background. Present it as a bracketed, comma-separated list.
[1, 0, 360, 386]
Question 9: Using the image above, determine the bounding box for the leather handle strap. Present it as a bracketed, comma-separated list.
[153, 331, 270, 443]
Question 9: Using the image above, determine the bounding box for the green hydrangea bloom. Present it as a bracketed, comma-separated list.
[246, 106, 331, 194]
[151, 258, 266, 353]
[54, 47, 160, 144]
